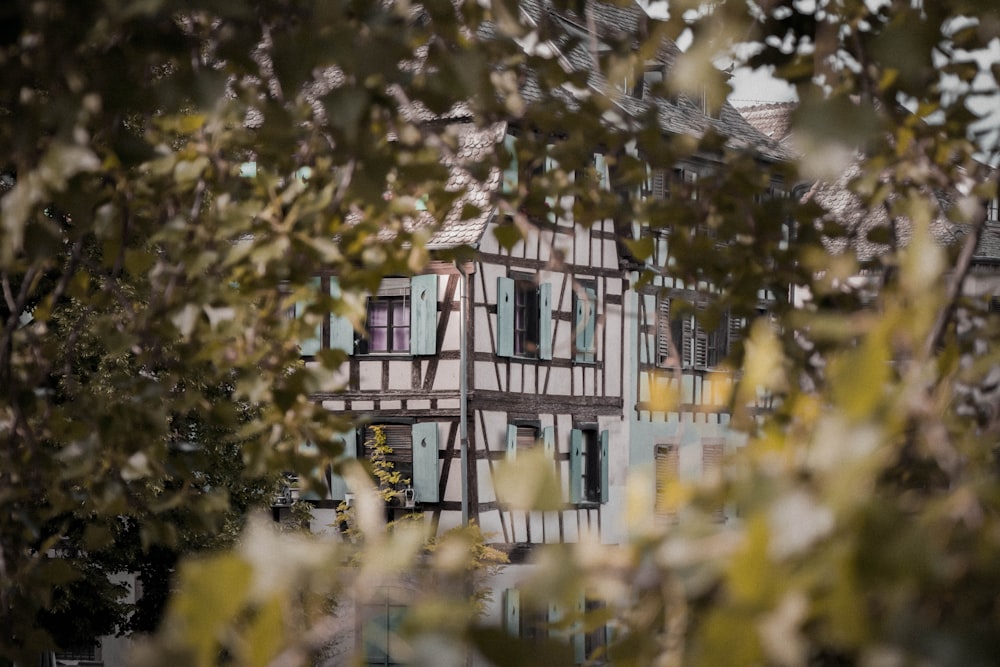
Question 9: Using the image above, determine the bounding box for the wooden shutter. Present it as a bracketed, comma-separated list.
[296, 276, 322, 356]
[594, 153, 609, 190]
[497, 277, 515, 358]
[649, 168, 668, 199]
[411, 422, 439, 502]
[702, 440, 725, 521]
[538, 282, 552, 360]
[502, 133, 518, 194]
[504, 589, 521, 637]
[576, 286, 596, 362]
[655, 443, 680, 518]
[656, 297, 672, 367]
[329, 428, 357, 500]
[569, 429, 584, 504]
[409, 274, 437, 356]
[542, 426, 555, 461]
[328, 277, 355, 354]
[506, 424, 518, 461]
[600, 430, 609, 504]
[545, 149, 557, 222]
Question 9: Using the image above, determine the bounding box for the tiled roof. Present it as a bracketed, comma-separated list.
[735, 102, 796, 145]
[738, 103, 1000, 263]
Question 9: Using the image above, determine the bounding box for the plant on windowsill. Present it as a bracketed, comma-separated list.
[335, 426, 421, 544]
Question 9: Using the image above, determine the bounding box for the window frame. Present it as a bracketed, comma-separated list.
[497, 274, 552, 360]
[570, 426, 609, 505]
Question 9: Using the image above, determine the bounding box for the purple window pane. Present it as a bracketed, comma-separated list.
[393, 325, 410, 351]
[368, 301, 389, 327]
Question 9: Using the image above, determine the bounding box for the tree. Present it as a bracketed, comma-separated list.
[3, 0, 1000, 665]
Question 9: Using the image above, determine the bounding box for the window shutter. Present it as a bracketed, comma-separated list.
[680, 314, 693, 368]
[728, 311, 745, 349]
[600, 430, 609, 504]
[545, 149, 558, 222]
[506, 424, 518, 461]
[576, 286, 596, 362]
[294, 277, 322, 356]
[329, 277, 355, 354]
[239, 161, 257, 178]
[329, 428, 357, 500]
[657, 297, 672, 366]
[497, 277, 515, 358]
[504, 589, 521, 637]
[702, 440, 725, 521]
[569, 429, 583, 504]
[573, 595, 587, 664]
[502, 134, 518, 194]
[655, 443, 680, 519]
[649, 168, 667, 199]
[409, 275, 437, 356]
[594, 153, 608, 190]
[542, 426, 555, 461]
[411, 422, 439, 503]
[538, 282, 552, 360]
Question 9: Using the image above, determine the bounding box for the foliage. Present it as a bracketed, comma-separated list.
[2, 0, 1000, 665]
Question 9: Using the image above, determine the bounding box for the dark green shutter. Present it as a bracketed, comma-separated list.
[410, 275, 437, 356]
[497, 277, 514, 358]
[411, 422, 439, 502]
[329, 428, 357, 500]
[569, 429, 583, 504]
[538, 282, 552, 360]
[329, 277, 355, 354]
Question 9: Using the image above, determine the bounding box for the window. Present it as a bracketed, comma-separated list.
[360, 279, 410, 354]
[497, 275, 552, 359]
[570, 427, 609, 504]
[987, 197, 999, 223]
[656, 295, 733, 369]
[328, 423, 438, 503]
[655, 442, 680, 520]
[574, 284, 597, 363]
[295, 275, 436, 357]
[505, 423, 553, 460]
[504, 589, 610, 664]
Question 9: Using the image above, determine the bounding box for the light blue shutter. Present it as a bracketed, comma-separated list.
[497, 277, 515, 358]
[542, 426, 554, 460]
[575, 286, 596, 362]
[328, 428, 357, 500]
[295, 277, 322, 356]
[506, 424, 517, 461]
[502, 134, 518, 194]
[329, 277, 355, 354]
[600, 430, 609, 504]
[410, 275, 437, 356]
[594, 153, 608, 190]
[538, 282, 552, 360]
[504, 589, 521, 637]
[569, 429, 583, 504]
[411, 422, 439, 503]
[574, 595, 587, 663]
